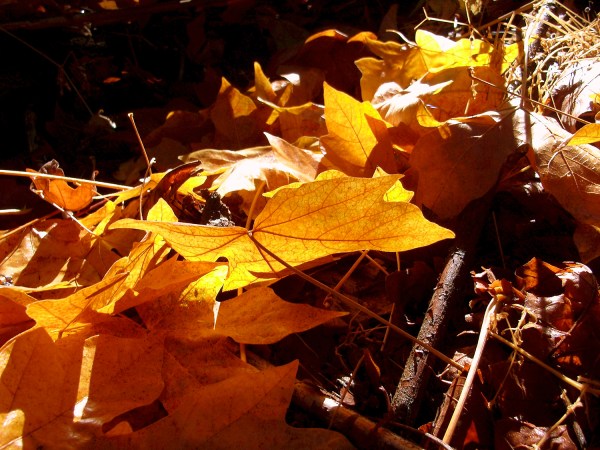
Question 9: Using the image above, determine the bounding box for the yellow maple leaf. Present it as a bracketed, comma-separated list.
[111, 174, 454, 290]
[321, 83, 396, 176]
[210, 77, 266, 148]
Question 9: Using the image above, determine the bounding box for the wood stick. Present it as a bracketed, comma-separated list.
[391, 193, 493, 425]
[245, 349, 427, 450]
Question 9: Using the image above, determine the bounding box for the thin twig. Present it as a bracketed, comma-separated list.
[247, 233, 463, 371]
[0, 169, 130, 191]
[490, 331, 600, 396]
[442, 297, 499, 444]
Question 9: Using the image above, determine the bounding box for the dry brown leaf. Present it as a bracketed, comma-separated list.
[545, 58, 600, 133]
[527, 112, 600, 228]
[410, 108, 518, 219]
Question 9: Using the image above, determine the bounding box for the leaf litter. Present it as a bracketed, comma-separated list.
[1, 1, 600, 448]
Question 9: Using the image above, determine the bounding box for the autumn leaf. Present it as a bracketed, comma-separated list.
[410, 108, 518, 219]
[289, 29, 374, 96]
[0, 219, 116, 289]
[0, 287, 35, 346]
[544, 58, 600, 132]
[526, 111, 600, 228]
[371, 80, 453, 130]
[111, 174, 454, 290]
[321, 82, 396, 176]
[25, 273, 130, 340]
[180, 136, 323, 217]
[567, 122, 600, 145]
[27, 161, 95, 212]
[0, 327, 163, 448]
[414, 30, 500, 73]
[0, 328, 95, 448]
[97, 361, 355, 449]
[258, 98, 327, 143]
[574, 223, 600, 263]
[356, 38, 427, 100]
[215, 286, 347, 344]
[253, 61, 277, 104]
[210, 77, 268, 148]
[357, 30, 515, 103]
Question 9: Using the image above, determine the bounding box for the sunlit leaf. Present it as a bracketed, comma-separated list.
[111, 174, 453, 289]
[567, 122, 600, 145]
[27, 166, 95, 212]
[321, 82, 396, 176]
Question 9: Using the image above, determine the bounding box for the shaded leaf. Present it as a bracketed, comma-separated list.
[410, 108, 518, 219]
[215, 287, 346, 344]
[0, 328, 94, 448]
[260, 100, 327, 143]
[77, 334, 164, 425]
[210, 77, 267, 149]
[527, 112, 600, 227]
[98, 361, 354, 449]
[0, 219, 115, 289]
[0, 288, 35, 346]
[159, 336, 257, 413]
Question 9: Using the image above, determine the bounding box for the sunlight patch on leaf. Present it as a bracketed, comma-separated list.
[111, 174, 454, 290]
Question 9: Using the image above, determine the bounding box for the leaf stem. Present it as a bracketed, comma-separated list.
[247, 233, 463, 371]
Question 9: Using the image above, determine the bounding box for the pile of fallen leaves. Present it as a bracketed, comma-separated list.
[1, 1, 600, 448]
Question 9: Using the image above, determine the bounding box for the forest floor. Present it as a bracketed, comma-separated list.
[1, 1, 600, 449]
